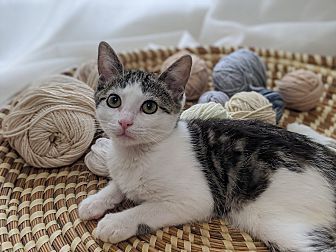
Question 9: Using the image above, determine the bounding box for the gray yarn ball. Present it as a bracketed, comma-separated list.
[212, 49, 267, 97]
[198, 91, 230, 106]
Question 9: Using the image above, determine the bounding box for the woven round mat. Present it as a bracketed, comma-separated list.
[1, 46, 336, 252]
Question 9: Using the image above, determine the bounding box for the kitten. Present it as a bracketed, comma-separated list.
[78, 41, 336, 252]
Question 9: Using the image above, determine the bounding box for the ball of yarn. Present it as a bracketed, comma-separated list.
[1, 75, 96, 168]
[74, 60, 99, 90]
[213, 49, 267, 97]
[198, 91, 230, 106]
[180, 102, 231, 120]
[225, 91, 276, 125]
[250, 86, 285, 124]
[85, 137, 112, 176]
[74, 60, 97, 83]
[276, 69, 323, 111]
[161, 50, 209, 101]
[86, 69, 99, 90]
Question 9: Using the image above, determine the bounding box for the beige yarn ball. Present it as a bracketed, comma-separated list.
[1, 75, 96, 168]
[74, 60, 99, 90]
[180, 102, 231, 121]
[161, 50, 209, 101]
[276, 69, 323, 111]
[225, 91, 276, 125]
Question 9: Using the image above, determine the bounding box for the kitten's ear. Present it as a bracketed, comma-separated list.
[97, 41, 124, 81]
[158, 55, 192, 101]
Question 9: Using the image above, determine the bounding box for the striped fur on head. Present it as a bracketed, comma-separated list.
[94, 41, 192, 146]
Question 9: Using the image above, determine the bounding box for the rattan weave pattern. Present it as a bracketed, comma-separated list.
[0, 46, 336, 252]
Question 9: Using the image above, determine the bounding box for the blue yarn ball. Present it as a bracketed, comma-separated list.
[250, 86, 285, 124]
[198, 91, 230, 106]
[212, 49, 267, 97]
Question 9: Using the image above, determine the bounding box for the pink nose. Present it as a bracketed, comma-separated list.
[118, 119, 133, 129]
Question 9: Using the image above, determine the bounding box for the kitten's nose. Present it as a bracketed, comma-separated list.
[118, 119, 133, 129]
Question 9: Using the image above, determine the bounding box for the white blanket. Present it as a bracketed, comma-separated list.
[1, 0, 335, 103]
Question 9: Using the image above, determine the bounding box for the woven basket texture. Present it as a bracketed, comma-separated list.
[0, 46, 336, 252]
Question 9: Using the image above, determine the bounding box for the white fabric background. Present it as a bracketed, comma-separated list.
[1, 0, 335, 103]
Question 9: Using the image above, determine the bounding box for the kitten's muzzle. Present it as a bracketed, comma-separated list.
[118, 119, 133, 129]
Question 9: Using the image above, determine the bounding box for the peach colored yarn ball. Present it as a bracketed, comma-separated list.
[86, 69, 99, 90]
[74, 60, 97, 83]
[74, 60, 99, 90]
[161, 50, 209, 101]
[276, 69, 323, 112]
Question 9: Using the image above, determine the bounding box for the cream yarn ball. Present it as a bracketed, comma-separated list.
[180, 102, 231, 121]
[1, 75, 96, 168]
[225, 91, 276, 125]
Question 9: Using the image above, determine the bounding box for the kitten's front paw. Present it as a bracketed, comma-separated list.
[78, 195, 112, 220]
[95, 213, 137, 243]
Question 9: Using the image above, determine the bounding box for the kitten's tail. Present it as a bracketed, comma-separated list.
[287, 123, 336, 151]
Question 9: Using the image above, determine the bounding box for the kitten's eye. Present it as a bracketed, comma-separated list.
[142, 100, 158, 114]
[107, 94, 121, 108]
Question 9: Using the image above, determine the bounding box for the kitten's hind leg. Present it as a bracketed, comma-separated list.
[230, 168, 336, 252]
[85, 137, 112, 176]
[78, 180, 124, 220]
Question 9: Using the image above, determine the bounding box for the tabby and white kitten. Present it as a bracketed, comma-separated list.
[78, 42, 336, 252]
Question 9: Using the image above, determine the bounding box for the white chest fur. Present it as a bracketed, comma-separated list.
[106, 122, 214, 217]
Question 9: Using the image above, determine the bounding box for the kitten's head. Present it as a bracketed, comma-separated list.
[95, 41, 192, 146]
